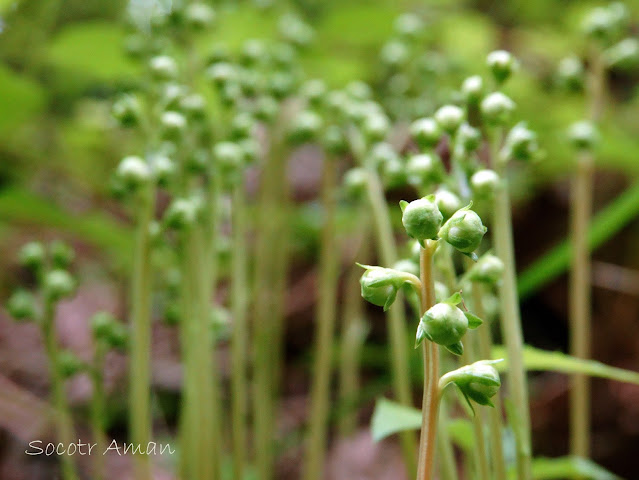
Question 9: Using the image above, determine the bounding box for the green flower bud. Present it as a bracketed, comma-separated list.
[434, 105, 465, 134]
[466, 253, 504, 284]
[380, 40, 410, 68]
[406, 153, 444, 187]
[345, 81, 373, 101]
[6, 290, 36, 321]
[342, 168, 368, 199]
[461, 75, 484, 105]
[58, 350, 84, 379]
[240, 39, 267, 66]
[49, 241, 75, 269]
[582, 4, 626, 42]
[150, 155, 176, 187]
[279, 14, 314, 48]
[149, 55, 178, 81]
[214, 141, 244, 185]
[604, 38, 639, 70]
[179, 93, 207, 121]
[238, 138, 259, 164]
[434, 189, 463, 221]
[416, 301, 468, 354]
[288, 110, 323, 144]
[44, 269, 76, 301]
[254, 96, 279, 122]
[301, 79, 327, 108]
[211, 306, 232, 341]
[206, 43, 230, 66]
[486, 50, 518, 85]
[160, 83, 187, 111]
[18, 242, 45, 270]
[438, 205, 487, 254]
[394, 13, 423, 39]
[568, 121, 598, 151]
[112, 94, 142, 128]
[116, 156, 151, 191]
[160, 111, 187, 141]
[185, 3, 216, 30]
[457, 123, 481, 153]
[503, 122, 540, 162]
[220, 82, 243, 107]
[410, 117, 442, 149]
[206, 62, 236, 87]
[439, 360, 501, 410]
[557, 56, 584, 91]
[90, 311, 117, 339]
[480, 92, 515, 126]
[362, 113, 390, 143]
[164, 198, 199, 230]
[379, 155, 406, 190]
[323, 125, 349, 156]
[368, 142, 397, 169]
[400, 196, 443, 242]
[359, 264, 421, 311]
[271, 42, 297, 68]
[470, 169, 499, 198]
[267, 71, 296, 100]
[230, 112, 255, 140]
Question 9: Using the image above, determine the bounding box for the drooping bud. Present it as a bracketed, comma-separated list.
[410, 117, 442, 149]
[44, 269, 76, 301]
[470, 169, 500, 198]
[18, 242, 45, 270]
[58, 350, 85, 379]
[342, 168, 368, 199]
[456, 123, 481, 154]
[49, 241, 75, 269]
[434, 189, 463, 221]
[461, 75, 484, 105]
[486, 50, 518, 85]
[150, 154, 176, 187]
[556, 56, 585, 91]
[438, 205, 487, 255]
[434, 105, 465, 134]
[604, 38, 639, 70]
[112, 94, 142, 128]
[394, 13, 424, 40]
[359, 264, 421, 311]
[568, 121, 598, 151]
[465, 253, 504, 285]
[502, 122, 540, 162]
[406, 153, 444, 187]
[160, 111, 187, 141]
[480, 92, 515, 126]
[164, 198, 200, 230]
[400, 196, 443, 243]
[323, 125, 349, 156]
[288, 110, 323, 144]
[361, 112, 390, 143]
[184, 3, 216, 30]
[116, 156, 152, 191]
[149, 55, 178, 81]
[439, 360, 502, 411]
[6, 290, 36, 321]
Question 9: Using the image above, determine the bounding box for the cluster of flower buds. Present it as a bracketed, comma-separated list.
[91, 311, 128, 350]
[415, 292, 483, 355]
[439, 359, 502, 412]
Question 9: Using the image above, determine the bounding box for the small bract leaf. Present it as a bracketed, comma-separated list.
[465, 312, 483, 329]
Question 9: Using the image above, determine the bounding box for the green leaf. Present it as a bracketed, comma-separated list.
[492, 345, 639, 385]
[444, 291, 463, 305]
[529, 456, 622, 480]
[370, 398, 422, 442]
[445, 341, 463, 356]
[0, 64, 45, 133]
[518, 181, 639, 299]
[465, 311, 483, 329]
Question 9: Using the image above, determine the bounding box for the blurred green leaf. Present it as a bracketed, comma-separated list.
[492, 345, 639, 385]
[518, 181, 639, 298]
[0, 64, 45, 133]
[528, 456, 622, 480]
[370, 397, 421, 441]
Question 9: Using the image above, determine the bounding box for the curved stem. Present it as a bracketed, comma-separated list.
[303, 155, 340, 480]
[42, 298, 78, 480]
[90, 341, 107, 480]
[231, 181, 249, 480]
[129, 186, 155, 480]
[416, 241, 440, 480]
[490, 133, 531, 480]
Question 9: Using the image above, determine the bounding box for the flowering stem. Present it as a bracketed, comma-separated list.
[490, 132, 531, 480]
[303, 154, 340, 480]
[90, 341, 108, 480]
[472, 283, 507, 480]
[129, 185, 155, 480]
[416, 240, 440, 480]
[363, 161, 418, 477]
[230, 180, 249, 480]
[42, 297, 78, 480]
[570, 44, 603, 465]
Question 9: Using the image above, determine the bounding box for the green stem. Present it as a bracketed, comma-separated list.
[490, 133, 531, 480]
[303, 155, 340, 480]
[90, 341, 108, 480]
[129, 186, 155, 480]
[472, 283, 507, 480]
[569, 44, 604, 465]
[231, 181, 249, 480]
[416, 241, 440, 480]
[42, 297, 78, 480]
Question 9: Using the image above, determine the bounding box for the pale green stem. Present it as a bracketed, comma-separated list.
[303, 155, 340, 480]
[42, 297, 79, 480]
[472, 283, 507, 480]
[129, 186, 155, 480]
[416, 241, 440, 480]
[490, 134, 532, 480]
[231, 181, 249, 480]
[90, 340, 108, 480]
[570, 44, 604, 465]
